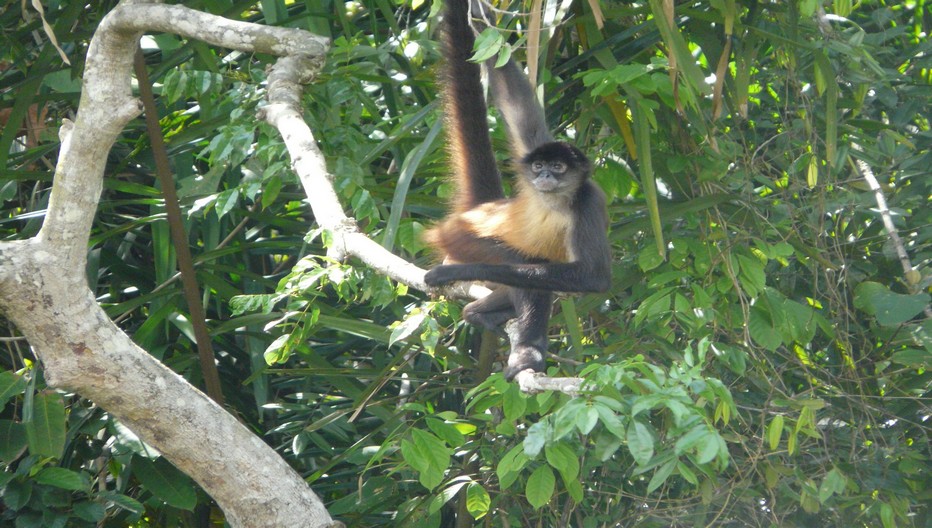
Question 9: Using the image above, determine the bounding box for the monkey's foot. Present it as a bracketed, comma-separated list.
[503, 345, 546, 381]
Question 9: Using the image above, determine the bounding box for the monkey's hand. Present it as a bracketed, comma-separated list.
[424, 264, 468, 286]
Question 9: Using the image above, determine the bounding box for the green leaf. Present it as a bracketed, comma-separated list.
[576, 405, 599, 434]
[523, 421, 549, 458]
[594, 431, 623, 461]
[214, 188, 240, 219]
[72, 501, 107, 522]
[638, 241, 665, 271]
[818, 467, 847, 504]
[465, 482, 491, 520]
[695, 433, 722, 465]
[768, 415, 784, 451]
[545, 443, 580, 482]
[96, 492, 145, 515]
[0, 370, 26, 408]
[646, 458, 677, 493]
[854, 282, 930, 326]
[627, 420, 654, 466]
[25, 392, 66, 459]
[879, 502, 895, 528]
[674, 424, 709, 455]
[0, 419, 27, 462]
[737, 254, 766, 297]
[390, 312, 427, 346]
[472, 28, 504, 62]
[405, 429, 451, 491]
[502, 383, 527, 422]
[890, 349, 929, 367]
[594, 402, 626, 439]
[132, 456, 197, 510]
[749, 308, 782, 351]
[525, 465, 555, 510]
[3, 478, 32, 510]
[34, 467, 90, 491]
[425, 418, 465, 448]
[677, 461, 698, 485]
[261, 174, 283, 209]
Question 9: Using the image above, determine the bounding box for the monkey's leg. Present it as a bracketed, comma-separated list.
[503, 289, 553, 380]
[462, 286, 516, 331]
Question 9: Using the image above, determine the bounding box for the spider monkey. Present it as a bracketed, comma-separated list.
[424, 0, 611, 380]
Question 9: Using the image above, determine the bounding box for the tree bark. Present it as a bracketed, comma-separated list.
[0, 1, 338, 527]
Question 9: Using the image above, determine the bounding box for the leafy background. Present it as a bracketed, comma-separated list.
[1, 0, 930, 527]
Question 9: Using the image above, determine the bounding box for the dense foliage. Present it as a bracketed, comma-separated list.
[1, 1, 929, 527]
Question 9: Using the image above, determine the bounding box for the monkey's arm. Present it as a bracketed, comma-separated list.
[467, 1, 554, 158]
[486, 60, 554, 159]
[425, 184, 611, 292]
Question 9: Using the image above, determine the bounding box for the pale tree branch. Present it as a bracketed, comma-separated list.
[852, 148, 932, 319]
[0, 1, 342, 527]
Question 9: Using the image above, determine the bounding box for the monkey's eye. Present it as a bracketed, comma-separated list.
[532, 161, 544, 171]
[551, 162, 567, 173]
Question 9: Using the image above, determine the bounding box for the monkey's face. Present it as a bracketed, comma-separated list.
[527, 159, 570, 192]
[522, 142, 591, 194]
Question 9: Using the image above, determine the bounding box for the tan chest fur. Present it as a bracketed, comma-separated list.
[462, 195, 573, 262]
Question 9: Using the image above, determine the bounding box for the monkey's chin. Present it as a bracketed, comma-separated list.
[531, 179, 560, 192]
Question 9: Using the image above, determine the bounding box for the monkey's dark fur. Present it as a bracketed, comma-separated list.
[424, 0, 611, 379]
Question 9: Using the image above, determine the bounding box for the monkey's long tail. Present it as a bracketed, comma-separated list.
[442, 0, 503, 211]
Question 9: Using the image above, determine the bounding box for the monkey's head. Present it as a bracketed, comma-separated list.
[520, 141, 591, 194]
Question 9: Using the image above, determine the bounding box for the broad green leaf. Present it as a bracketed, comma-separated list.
[818, 467, 847, 503]
[389, 312, 427, 346]
[880, 502, 894, 528]
[498, 443, 529, 479]
[72, 501, 107, 522]
[502, 383, 527, 422]
[25, 392, 66, 459]
[466, 482, 491, 520]
[97, 492, 144, 515]
[749, 309, 782, 351]
[0, 420, 27, 462]
[890, 349, 929, 367]
[524, 420, 549, 458]
[545, 443, 580, 482]
[576, 405, 599, 435]
[411, 429, 451, 491]
[594, 430, 623, 461]
[638, 239, 665, 271]
[627, 420, 654, 466]
[674, 424, 709, 455]
[472, 28, 504, 62]
[0, 370, 26, 408]
[696, 433, 722, 465]
[2, 478, 32, 509]
[854, 282, 930, 326]
[594, 402, 626, 439]
[425, 418, 465, 448]
[132, 456, 197, 510]
[34, 467, 90, 491]
[525, 465, 555, 510]
[427, 480, 467, 515]
[647, 458, 677, 493]
[677, 461, 698, 485]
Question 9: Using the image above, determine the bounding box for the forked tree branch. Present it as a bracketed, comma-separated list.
[0, 1, 342, 526]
